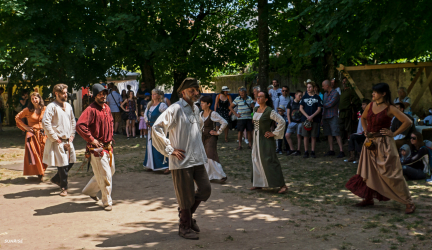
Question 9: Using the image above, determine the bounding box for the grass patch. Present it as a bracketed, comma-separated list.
[363, 222, 379, 229]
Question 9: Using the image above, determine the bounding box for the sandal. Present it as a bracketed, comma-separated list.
[278, 186, 288, 194]
[237, 146, 243, 150]
[248, 145, 252, 149]
[225, 138, 229, 143]
[250, 187, 262, 190]
[220, 177, 228, 183]
[59, 189, 68, 197]
[163, 169, 170, 174]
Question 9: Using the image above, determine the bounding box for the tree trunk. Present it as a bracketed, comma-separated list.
[140, 59, 155, 90]
[170, 71, 188, 103]
[325, 52, 335, 80]
[258, 0, 269, 91]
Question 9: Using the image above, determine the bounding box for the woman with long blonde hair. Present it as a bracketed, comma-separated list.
[15, 92, 48, 181]
[143, 89, 169, 173]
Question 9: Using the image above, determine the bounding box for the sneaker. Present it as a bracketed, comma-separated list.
[286, 150, 295, 156]
[144, 135, 147, 139]
[140, 135, 143, 138]
[311, 151, 316, 158]
[127, 137, 130, 140]
[292, 151, 301, 156]
[278, 151, 283, 155]
[337, 152, 346, 158]
[324, 151, 336, 157]
[245, 139, 249, 144]
[303, 151, 309, 158]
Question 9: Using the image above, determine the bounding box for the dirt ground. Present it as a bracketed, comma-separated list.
[0, 126, 431, 250]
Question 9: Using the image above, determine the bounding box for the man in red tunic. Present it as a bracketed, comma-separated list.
[76, 84, 115, 211]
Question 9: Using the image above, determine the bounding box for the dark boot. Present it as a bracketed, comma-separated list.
[347, 151, 355, 162]
[178, 209, 199, 240]
[190, 200, 201, 232]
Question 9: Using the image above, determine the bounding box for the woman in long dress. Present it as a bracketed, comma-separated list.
[143, 89, 169, 174]
[15, 92, 47, 181]
[345, 83, 415, 214]
[120, 90, 138, 139]
[200, 96, 228, 182]
[250, 91, 287, 193]
[214, 87, 232, 142]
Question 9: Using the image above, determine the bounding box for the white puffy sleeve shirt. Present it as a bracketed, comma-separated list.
[152, 99, 207, 170]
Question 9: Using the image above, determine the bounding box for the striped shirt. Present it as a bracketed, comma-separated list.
[233, 96, 253, 120]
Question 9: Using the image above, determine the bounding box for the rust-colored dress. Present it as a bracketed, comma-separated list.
[346, 103, 413, 205]
[15, 107, 48, 176]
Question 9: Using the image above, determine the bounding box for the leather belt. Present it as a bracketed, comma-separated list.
[367, 132, 386, 138]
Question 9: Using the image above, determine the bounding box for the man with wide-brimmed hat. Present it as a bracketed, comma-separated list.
[152, 78, 211, 240]
[77, 84, 116, 211]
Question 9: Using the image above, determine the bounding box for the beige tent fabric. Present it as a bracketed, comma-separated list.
[357, 136, 413, 205]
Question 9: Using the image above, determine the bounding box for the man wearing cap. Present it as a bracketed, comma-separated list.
[77, 84, 115, 211]
[152, 78, 211, 240]
[42, 83, 77, 197]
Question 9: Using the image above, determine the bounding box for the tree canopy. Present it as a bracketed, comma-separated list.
[0, 0, 430, 98]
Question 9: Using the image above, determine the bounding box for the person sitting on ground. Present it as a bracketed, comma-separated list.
[400, 132, 431, 180]
[276, 105, 288, 154]
[285, 90, 303, 156]
[392, 102, 415, 150]
[299, 81, 322, 158]
[345, 99, 370, 163]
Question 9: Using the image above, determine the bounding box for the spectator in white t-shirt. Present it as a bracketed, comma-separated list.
[394, 87, 411, 114]
[269, 79, 282, 109]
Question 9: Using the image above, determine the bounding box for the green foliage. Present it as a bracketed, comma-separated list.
[0, 0, 430, 98]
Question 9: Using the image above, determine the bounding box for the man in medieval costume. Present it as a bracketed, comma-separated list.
[77, 84, 115, 211]
[42, 83, 77, 196]
[152, 78, 211, 240]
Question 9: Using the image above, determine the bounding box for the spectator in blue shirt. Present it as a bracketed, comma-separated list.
[106, 85, 123, 134]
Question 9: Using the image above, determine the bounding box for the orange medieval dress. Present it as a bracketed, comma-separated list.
[15, 107, 48, 176]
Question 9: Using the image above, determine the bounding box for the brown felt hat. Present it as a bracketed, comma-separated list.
[177, 78, 199, 93]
